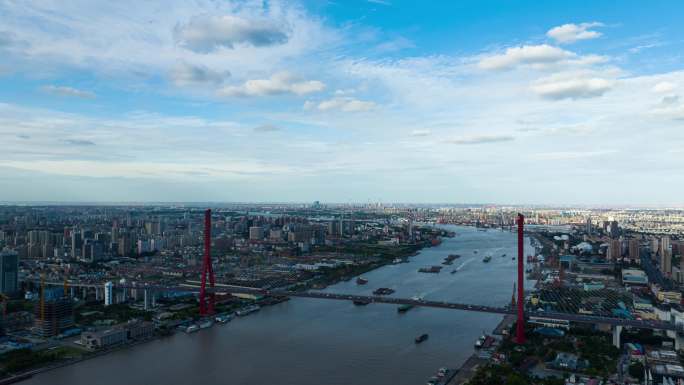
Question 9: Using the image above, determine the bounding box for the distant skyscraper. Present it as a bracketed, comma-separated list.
[71, 231, 82, 260]
[104, 281, 114, 306]
[651, 237, 660, 259]
[249, 226, 264, 240]
[585, 218, 592, 235]
[660, 236, 672, 276]
[607, 239, 622, 260]
[660, 236, 671, 258]
[0, 249, 19, 295]
[609, 220, 619, 238]
[628, 239, 640, 263]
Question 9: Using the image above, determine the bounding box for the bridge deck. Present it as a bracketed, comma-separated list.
[42, 281, 676, 331]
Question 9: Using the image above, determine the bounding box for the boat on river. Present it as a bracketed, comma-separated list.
[373, 287, 395, 295]
[415, 334, 429, 343]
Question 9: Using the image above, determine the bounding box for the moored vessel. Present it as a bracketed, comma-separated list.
[236, 305, 260, 317]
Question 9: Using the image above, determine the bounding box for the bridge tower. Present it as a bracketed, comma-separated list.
[515, 213, 526, 344]
[199, 209, 215, 316]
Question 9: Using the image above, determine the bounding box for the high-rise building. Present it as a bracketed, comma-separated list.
[117, 235, 131, 257]
[609, 220, 619, 238]
[651, 237, 660, 259]
[249, 226, 264, 240]
[71, 231, 82, 260]
[144, 289, 153, 311]
[34, 287, 74, 337]
[82, 240, 104, 262]
[607, 239, 622, 260]
[585, 218, 592, 235]
[0, 249, 19, 295]
[269, 229, 283, 240]
[628, 239, 640, 263]
[660, 236, 671, 258]
[660, 236, 672, 276]
[104, 281, 114, 306]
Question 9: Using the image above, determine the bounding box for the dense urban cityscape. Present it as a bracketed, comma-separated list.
[0, 204, 682, 383]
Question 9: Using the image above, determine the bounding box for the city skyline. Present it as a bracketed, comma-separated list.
[2, 1, 684, 204]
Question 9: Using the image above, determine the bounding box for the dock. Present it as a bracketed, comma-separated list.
[447, 315, 512, 384]
[446, 355, 487, 385]
[492, 314, 515, 335]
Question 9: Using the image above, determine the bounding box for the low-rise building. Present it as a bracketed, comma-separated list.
[80, 320, 155, 350]
[124, 320, 154, 340]
[622, 269, 648, 286]
[551, 352, 581, 371]
[81, 328, 127, 350]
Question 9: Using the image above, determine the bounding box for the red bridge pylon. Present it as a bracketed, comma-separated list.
[515, 213, 526, 344]
[199, 209, 215, 316]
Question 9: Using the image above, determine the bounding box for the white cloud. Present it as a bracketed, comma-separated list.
[0, 1, 336, 84]
[547, 22, 603, 44]
[651, 101, 684, 120]
[253, 124, 281, 132]
[0, 159, 294, 179]
[531, 150, 616, 160]
[171, 62, 229, 86]
[307, 97, 377, 112]
[63, 139, 96, 146]
[174, 14, 289, 53]
[446, 134, 515, 145]
[41, 85, 95, 99]
[478, 44, 575, 70]
[375, 37, 415, 53]
[219, 71, 325, 97]
[532, 73, 613, 100]
[410, 129, 431, 137]
[652, 81, 676, 93]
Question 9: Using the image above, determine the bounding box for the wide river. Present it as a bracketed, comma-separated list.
[28, 225, 533, 385]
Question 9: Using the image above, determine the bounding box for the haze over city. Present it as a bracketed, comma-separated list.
[1, 1, 683, 204]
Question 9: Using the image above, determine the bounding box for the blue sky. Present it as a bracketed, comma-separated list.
[1, 1, 684, 205]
